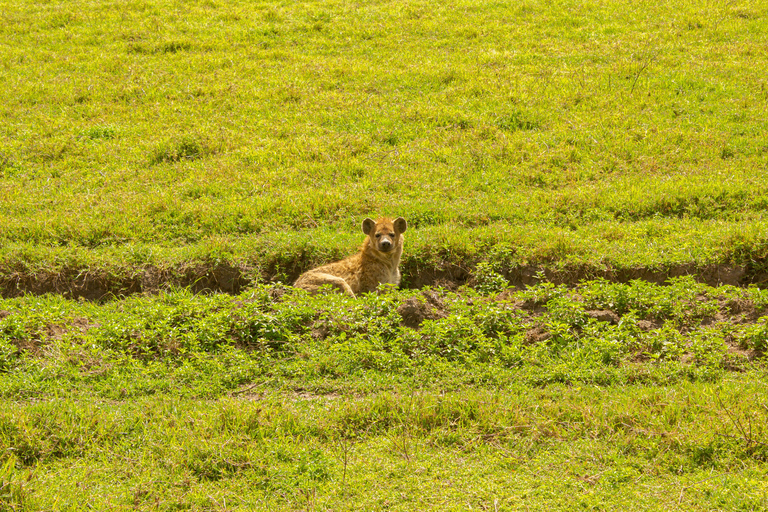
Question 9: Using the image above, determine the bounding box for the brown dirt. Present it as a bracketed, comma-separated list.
[586, 310, 621, 325]
[636, 319, 662, 331]
[5, 314, 100, 356]
[44, 317, 98, 342]
[0, 260, 760, 301]
[310, 323, 332, 341]
[401, 263, 470, 291]
[45, 323, 67, 341]
[721, 298, 764, 323]
[525, 326, 551, 344]
[0, 263, 253, 300]
[501, 263, 748, 288]
[396, 290, 449, 328]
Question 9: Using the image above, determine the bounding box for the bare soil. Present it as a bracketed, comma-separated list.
[0, 259, 760, 301]
[396, 290, 449, 328]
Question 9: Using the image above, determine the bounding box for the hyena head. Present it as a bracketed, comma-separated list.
[362, 217, 407, 253]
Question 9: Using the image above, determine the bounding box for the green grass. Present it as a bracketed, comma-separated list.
[2, 0, 768, 292]
[2, 280, 768, 509]
[3, 0, 768, 509]
[3, 382, 768, 510]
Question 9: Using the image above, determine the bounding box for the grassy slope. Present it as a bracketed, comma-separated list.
[1, 0, 768, 292]
[2, 0, 768, 509]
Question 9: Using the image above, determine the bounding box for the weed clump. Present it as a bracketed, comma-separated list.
[494, 109, 539, 132]
[472, 261, 508, 295]
[0, 155, 23, 178]
[80, 125, 117, 140]
[149, 136, 214, 165]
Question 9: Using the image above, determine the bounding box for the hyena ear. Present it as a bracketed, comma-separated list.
[394, 217, 407, 233]
[362, 218, 376, 235]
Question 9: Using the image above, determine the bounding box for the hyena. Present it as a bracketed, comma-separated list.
[293, 217, 407, 297]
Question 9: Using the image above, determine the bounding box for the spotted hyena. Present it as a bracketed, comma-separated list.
[293, 217, 407, 297]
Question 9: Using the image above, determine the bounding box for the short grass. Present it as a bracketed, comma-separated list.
[4, 382, 768, 511]
[2, 279, 768, 509]
[2, 0, 768, 291]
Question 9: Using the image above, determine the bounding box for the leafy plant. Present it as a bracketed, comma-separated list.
[473, 261, 508, 295]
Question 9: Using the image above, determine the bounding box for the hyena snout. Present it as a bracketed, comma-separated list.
[378, 236, 393, 252]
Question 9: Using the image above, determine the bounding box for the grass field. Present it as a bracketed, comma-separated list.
[2, 0, 768, 509]
[2, 0, 768, 294]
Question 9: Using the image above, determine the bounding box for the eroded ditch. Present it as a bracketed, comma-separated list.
[0, 259, 763, 301]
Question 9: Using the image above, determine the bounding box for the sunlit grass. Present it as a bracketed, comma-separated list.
[1, 0, 768, 290]
[2, 0, 768, 509]
[2, 281, 768, 509]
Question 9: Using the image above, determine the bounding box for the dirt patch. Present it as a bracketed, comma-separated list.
[293, 390, 345, 401]
[144, 263, 251, 295]
[721, 298, 765, 323]
[311, 322, 332, 341]
[44, 317, 98, 342]
[401, 263, 470, 290]
[6, 315, 100, 357]
[0, 263, 252, 300]
[525, 326, 551, 344]
[700, 299, 767, 327]
[45, 323, 67, 341]
[636, 319, 662, 331]
[2, 270, 141, 300]
[267, 285, 289, 302]
[722, 336, 759, 371]
[501, 263, 748, 289]
[515, 298, 547, 316]
[397, 290, 449, 328]
[586, 310, 621, 325]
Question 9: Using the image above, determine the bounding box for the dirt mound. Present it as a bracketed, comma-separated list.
[525, 326, 551, 344]
[586, 310, 621, 325]
[396, 290, 449, 328]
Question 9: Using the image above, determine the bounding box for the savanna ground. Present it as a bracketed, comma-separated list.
[1, 0, 768, 509]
